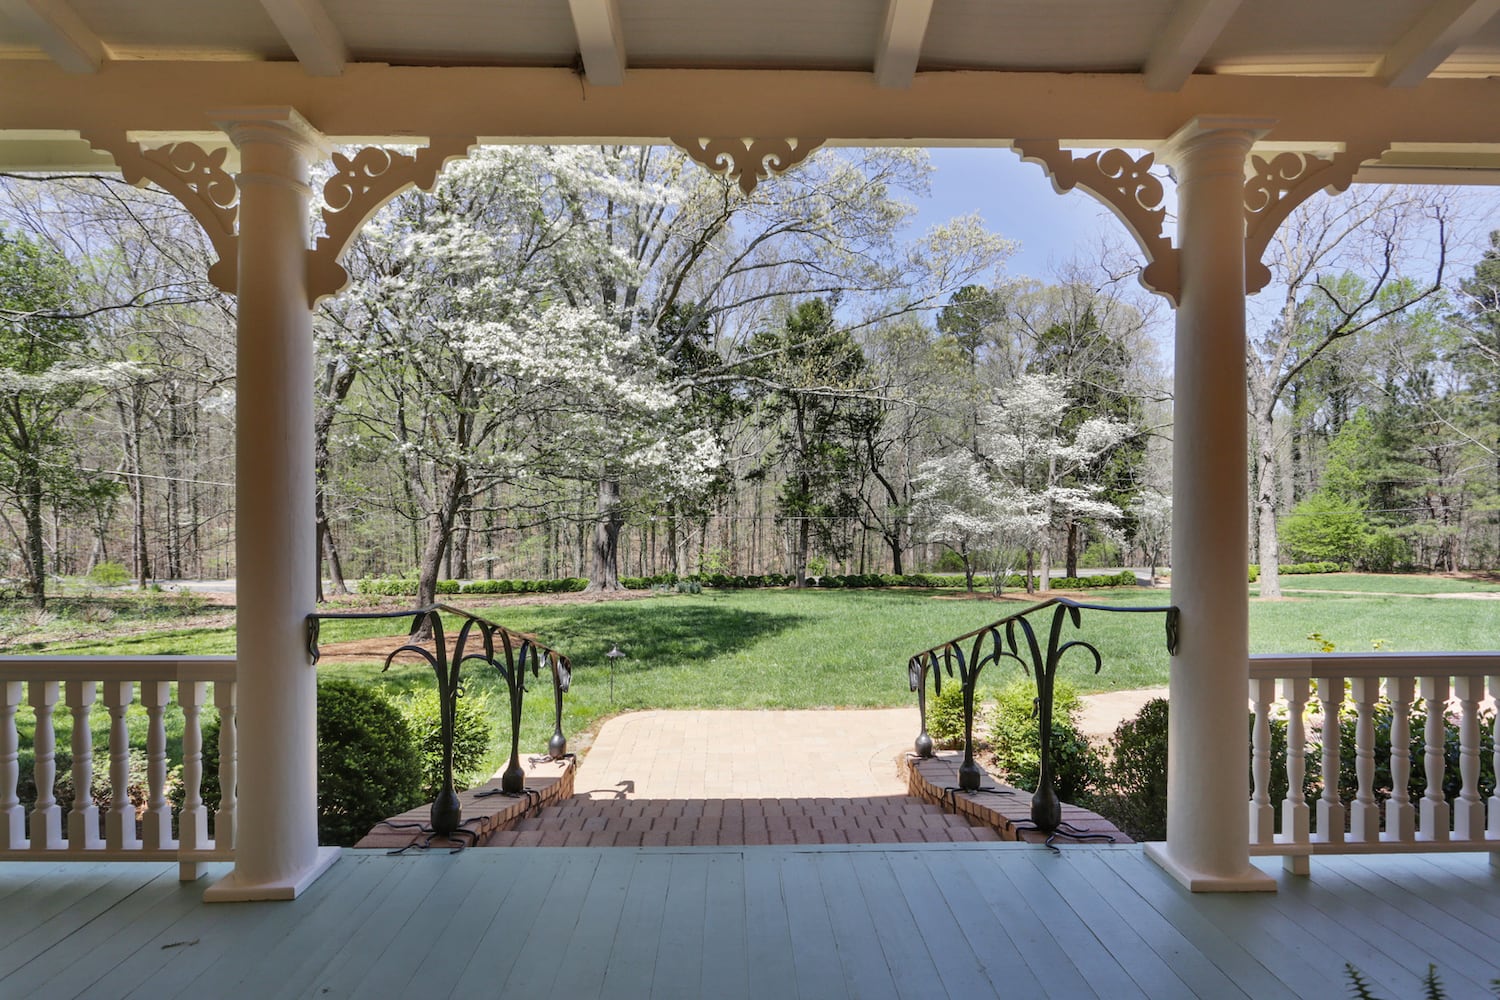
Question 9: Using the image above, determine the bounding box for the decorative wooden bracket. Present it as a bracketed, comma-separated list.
[306, 136, 477, 305]
[1012, 139, 1180, 304]
[1242, 141, 1389, 293]
[671, 137, 824, 196]
[82, 130, 241, 294]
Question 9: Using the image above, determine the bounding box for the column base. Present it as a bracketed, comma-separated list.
[203, 846, 341, 902]
[1144, 842, 1277, 893]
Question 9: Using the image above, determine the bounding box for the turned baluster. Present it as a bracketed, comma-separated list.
[65, 680, 102, 849]
[1, 681, 24, 848]
[140, 681, 176, 850]
[1418, 676, 1450, 842]
[1453, 676, 1484, 841]
[1349, 676, 1379, 843]
[28, 681, 62, 850]
[1385, 676, 1416, 842]
[1248, 677, 1275, 844]
[103, 681, 141, 851]
[1316, 675, 1345, 844]
[214, 680, 237, 851]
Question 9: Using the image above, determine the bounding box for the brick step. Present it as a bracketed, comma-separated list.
[484, 794, 1003, 847]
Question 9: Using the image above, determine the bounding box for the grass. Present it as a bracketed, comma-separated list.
[7, 578, 1499, 781]
[1260, 572, 1500, 595]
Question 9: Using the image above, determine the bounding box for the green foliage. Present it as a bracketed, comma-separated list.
[396, 687, 494, 801]
[86, 561, 129, 588]
[988, 679, 1102, 802]
[927, 681, 969, 749]
[1344, 961, 1500, 1000]
[1094, 697, 1170, 841]
[1080, 540, 1122, 567]
[1280, 490, 1369, 566]
[316, 679, 424, 847]
[1329, 697, 1496, 811]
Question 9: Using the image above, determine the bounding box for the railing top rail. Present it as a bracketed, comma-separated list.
[908, 595, 1179, 663]
[0, 654, 236, 683]
[1250, 650, 1500, 680]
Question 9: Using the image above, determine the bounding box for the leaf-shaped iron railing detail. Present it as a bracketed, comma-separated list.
[307, 603, 572, 838]
[908, 597, 1177, 835]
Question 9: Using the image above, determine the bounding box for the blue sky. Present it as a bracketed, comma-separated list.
[905, 147, 1123, 282]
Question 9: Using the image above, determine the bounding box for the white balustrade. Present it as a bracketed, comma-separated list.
[1248, 652, 1500, 872]
[0, 656, 236, 880]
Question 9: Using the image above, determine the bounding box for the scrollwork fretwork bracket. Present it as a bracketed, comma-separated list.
[671, 137, 824, 196]
[82, 130, 241, 294]
[1242, 140, 1389, 294]
[1012, 139, 1180, 305]
[307, 136, 478, 306]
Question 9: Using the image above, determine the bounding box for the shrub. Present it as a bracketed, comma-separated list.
[1095, 698, 1169, 841]
[928, 680, 971, 749]
[988, 679, 1102, 803]
[87, 561, 129, 588]
[396, 687, 493, 801]
[317, 679, 424, 846]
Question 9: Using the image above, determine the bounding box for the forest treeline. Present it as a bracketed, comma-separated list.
[0, 147, 1496, 606]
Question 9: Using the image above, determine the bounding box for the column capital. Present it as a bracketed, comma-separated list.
[1160, 116, 1276, 173]
[209, 106, 328, 158]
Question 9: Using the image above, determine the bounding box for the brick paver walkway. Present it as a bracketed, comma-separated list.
[483, 709, 1001, 847]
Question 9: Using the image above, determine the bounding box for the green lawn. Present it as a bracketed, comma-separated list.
[1259, 572, 1500, 595]
[9, 580, 1500, 777]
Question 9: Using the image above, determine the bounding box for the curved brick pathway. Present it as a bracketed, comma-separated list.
[485, 709, 1001, 847]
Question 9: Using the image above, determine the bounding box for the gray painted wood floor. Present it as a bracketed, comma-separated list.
[2, 845, 1498, 999]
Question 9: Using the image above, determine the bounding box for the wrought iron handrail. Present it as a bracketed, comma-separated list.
[307, 603, 572, 838]
[907, 596, 1178, 836]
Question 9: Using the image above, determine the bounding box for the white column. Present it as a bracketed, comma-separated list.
[203, 107, 339, 902]
[1144, 117, 1275, 892]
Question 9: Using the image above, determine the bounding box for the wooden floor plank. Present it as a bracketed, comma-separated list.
[987, 850, 1144, 999]
[781, 850, 854, 1000]
[816, 851, 901, 1000]
[440, 850, 570, 996]
[920, 850, 1062, 998]
[649, 852, 711, 1000]
[598, 852, 674, 998]
[696, 852, 751, 1000]
[886, 849, 1008, 998]
[1026, 851, 1236, 1000]
[270, 854, 446, 999]
[1290, 857, 1500, 997]
[3, 846, 1499, 1000]
[498, 851, 607, 997]
[346, 853, 504, 997]
[0, 864, 171, 980]
[1, 866, 193, 997]
[1289, 857, 1499, 996]
[848, 852, 948, 1000]
[741, 850, 799, 1000]
[547, 850, 639, 999]
[116, 862, 359, 1000]
[1098, 851, 1332, 1000]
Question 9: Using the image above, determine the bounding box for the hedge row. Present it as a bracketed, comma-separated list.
[358, 569, 1140, 596]
[1248, 561, 1343, 582]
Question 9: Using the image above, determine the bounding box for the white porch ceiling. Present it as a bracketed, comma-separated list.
[2, 0, 1497, 80]
[0, 0, 1497, 177]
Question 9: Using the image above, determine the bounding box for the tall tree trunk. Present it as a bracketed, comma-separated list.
[1254, 407, 1283, 598]
[19, 456, 46, 607]
[1065, 521, 1079, 578]
[587, 476, 624, 591]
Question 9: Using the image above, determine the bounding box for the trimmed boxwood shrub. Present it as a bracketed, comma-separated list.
[988, 679, 1102, 803]
[928, 681, 969, 749]
[397, 688, 493, 801]
[317, 679, 424, 846]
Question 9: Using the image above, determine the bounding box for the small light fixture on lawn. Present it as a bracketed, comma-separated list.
[606, 643, 625, 702]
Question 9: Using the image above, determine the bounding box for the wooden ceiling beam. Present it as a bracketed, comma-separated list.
[0, 0, 102, 74]
[873, 0, 934, 89]
[1142, 0, 1243, 92]
[257, 0, 347, 77]
[1375, 0, 1500, 88]
[568, 0, 626, 87]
